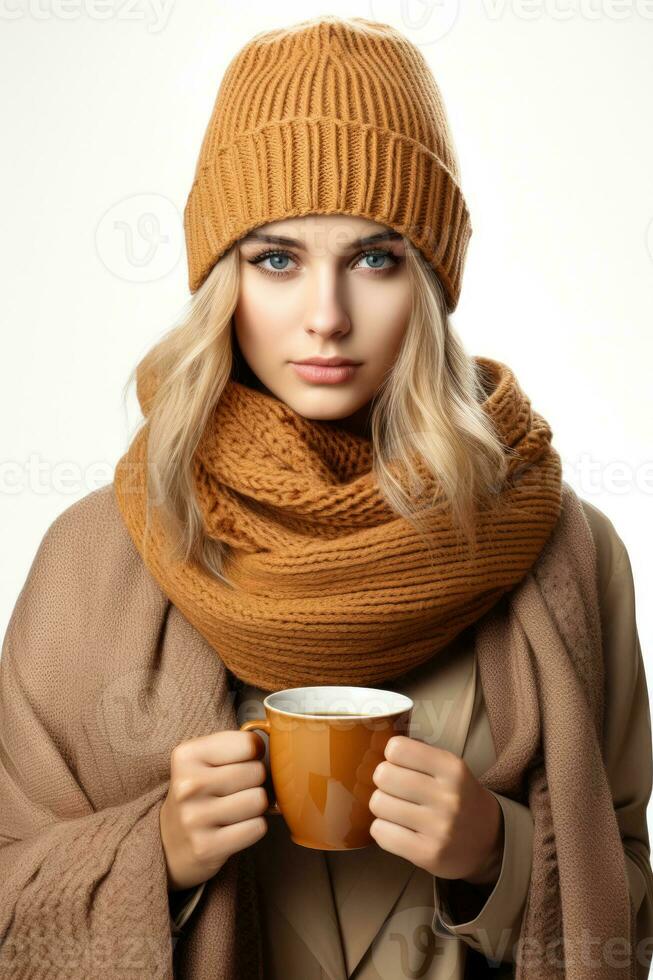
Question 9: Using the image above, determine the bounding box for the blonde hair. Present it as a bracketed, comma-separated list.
[121, 238, 512, 588]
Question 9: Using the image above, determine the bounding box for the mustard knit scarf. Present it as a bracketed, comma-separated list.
[113, 355, 563, 692]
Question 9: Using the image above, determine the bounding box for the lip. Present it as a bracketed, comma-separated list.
[291, 362, 360, 384]
[293, 357, 360, 366]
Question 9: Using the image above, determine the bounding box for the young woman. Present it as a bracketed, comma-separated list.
[2, 14, 652, 980]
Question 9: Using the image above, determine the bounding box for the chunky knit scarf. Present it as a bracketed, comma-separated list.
[114, 355, 563, 691]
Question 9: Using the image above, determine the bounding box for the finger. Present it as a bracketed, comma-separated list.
[177, 730, 266, 769]
[195, 785, 270, 828]
[370, 817, 434, 870]
[369, 788, 429, 835]
[195, 814, 268, 866]
[372, 760, 438, 807]
[385, 735, 460, 785]
[207, 759, 268, 797]
[210, 786, 270, 827]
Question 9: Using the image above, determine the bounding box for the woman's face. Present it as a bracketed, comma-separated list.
[233, 214, 412, 438]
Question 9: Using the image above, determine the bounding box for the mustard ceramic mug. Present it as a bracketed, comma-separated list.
[240, 685, 414, 850]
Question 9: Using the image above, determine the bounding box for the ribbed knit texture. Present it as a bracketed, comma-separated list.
[113, 355, 563, 692]
[183, 15, 472, 311]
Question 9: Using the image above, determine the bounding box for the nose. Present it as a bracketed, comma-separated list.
[303, 264, 351, 341]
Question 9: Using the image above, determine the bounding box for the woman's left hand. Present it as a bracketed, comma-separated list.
[368, 735, 504, 887]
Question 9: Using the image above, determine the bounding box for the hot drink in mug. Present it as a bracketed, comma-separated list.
[240, 685, 414, 850]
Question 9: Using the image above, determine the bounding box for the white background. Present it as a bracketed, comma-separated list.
[1, 5, 652, 721]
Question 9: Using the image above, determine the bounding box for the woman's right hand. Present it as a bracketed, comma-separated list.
[160, 730, 270, 891]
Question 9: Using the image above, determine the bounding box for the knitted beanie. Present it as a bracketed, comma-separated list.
[183, 15, 472, 312]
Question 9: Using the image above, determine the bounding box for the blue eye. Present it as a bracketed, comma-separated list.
[246, 247, 401, 279]
[266, 253, 291, 271]
[358, 250, 395, 271]
[248, 250, 296, 277]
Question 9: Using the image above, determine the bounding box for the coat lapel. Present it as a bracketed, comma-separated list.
[325, 843, 417, 977]
[255, 811, 349, 980]
[260, 643, 478, 979]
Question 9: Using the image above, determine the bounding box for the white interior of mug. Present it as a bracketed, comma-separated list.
[264, 686, 413, 718]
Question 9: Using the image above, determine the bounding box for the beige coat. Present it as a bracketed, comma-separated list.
[169, 495, 653, 979]
[2, 484, 652, 979]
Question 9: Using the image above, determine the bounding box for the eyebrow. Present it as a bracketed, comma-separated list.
[240, 229, 403, 250]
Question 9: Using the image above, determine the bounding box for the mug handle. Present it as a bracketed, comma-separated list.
[240, 719, 282, 816]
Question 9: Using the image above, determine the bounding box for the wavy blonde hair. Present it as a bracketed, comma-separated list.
[121, 237, 513, 588]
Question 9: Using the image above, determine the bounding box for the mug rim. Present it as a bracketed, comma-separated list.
[262, 685, 413, 719]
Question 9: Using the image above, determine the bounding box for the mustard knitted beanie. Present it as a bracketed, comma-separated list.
[183, 14, 472, 311]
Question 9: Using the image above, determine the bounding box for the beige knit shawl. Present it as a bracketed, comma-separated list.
[474, 482, 635, 978]
[0, 467, 636, 977]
